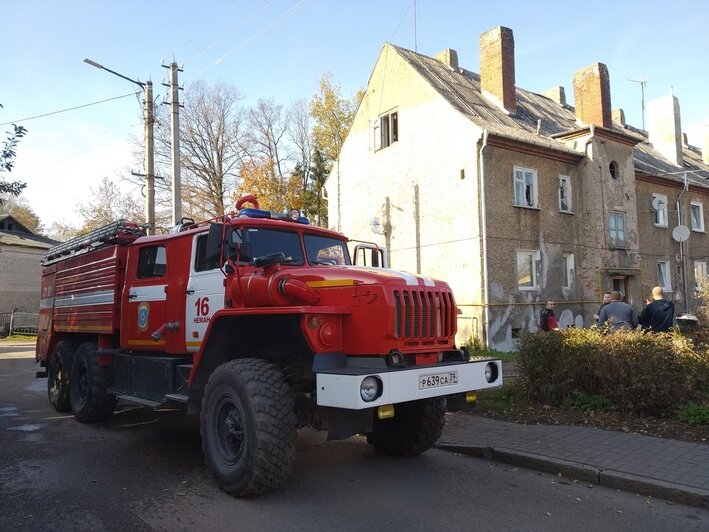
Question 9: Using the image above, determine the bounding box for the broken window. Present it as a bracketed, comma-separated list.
[559, 175, 572, 212]
[513, 167, 538, 208]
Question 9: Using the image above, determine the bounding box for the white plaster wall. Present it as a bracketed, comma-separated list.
[327, 44, 485, 344]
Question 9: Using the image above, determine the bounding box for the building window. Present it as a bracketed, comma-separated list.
[609, 212, 626, 248]
[609, 160, 619, 179]
[694, 260, 708, 291]
[561, 253, 574, 289]
[691, 202, 705, 232]
[513, 167, 538, 208]
[559, 175, 572, 212]
[377, 111, 398, 149]
[516, 250, 540, 290]
[652, 193, 668, 227]
[657, 260, 672, 292]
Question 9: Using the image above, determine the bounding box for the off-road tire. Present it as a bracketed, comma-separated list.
[47, 340, 78, 412]
[69, 342, 117, 423]
[200, 358, 297, 497]
[366, 397, 446, 457]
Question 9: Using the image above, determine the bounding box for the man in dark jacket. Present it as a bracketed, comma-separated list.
[598, 291, 638, 331]
[639, 286, 675, 332]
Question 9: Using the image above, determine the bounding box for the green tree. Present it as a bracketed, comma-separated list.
[309, 73, 362, 164]
[1, 103, 28, 204]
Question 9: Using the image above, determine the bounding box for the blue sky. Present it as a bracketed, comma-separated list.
[2, 0, 708, 228]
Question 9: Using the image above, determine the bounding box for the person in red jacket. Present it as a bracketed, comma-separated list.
[540, 300, 559, 331]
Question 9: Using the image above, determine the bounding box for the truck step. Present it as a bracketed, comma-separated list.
[164, 393, 189, 403]
[111, 391, 163, 408]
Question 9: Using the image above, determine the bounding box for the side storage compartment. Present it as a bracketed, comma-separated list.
[111, 354, 193, 404]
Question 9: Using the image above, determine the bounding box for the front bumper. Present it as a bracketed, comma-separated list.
[315, 358, 502, 409]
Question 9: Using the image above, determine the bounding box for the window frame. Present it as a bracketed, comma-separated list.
[608, 211, 626, 248]
[652, 193, 668, 227]
[558, 175, 572, 213]
[513, 166, 539, 209]
[376, 110, 398, 150]
[516, 250, 541, 291]
[657, 260, 672, 292]
[561, 252, 574, 289]
[690, 201, 705, 232]
[694, 260, 708, 291]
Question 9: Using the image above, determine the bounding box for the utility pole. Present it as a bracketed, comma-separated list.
[144, 81, 155, 235]
[162, 62, 183, 225]
[84, 59, 156, 235]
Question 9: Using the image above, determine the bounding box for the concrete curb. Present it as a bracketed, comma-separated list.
[436, 443, 709, 509]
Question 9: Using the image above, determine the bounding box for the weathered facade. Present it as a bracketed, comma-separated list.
[326, 26, 709, 351]
[0, 215, 56, 313]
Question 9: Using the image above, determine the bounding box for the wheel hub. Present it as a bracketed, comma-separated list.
[218, 401, 245, 462]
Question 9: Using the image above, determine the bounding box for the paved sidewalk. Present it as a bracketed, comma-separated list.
[438, 413, 709, 508]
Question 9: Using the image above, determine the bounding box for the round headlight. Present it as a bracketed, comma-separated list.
[485, 362, 499, 383]
[360, 376, 382, 402]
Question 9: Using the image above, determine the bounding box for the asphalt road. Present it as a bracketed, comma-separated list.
[2, 343, 708, 532]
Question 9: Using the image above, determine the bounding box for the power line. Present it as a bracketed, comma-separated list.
[0, 92, 138, 126]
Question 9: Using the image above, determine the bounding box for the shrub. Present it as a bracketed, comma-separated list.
[516, 328, 709, 417]
[563, 391, 617, 412]
[677, 402, 709, 426]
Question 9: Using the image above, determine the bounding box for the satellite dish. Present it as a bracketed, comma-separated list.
[672, 225, 690, 242]
[651, 197, 665, 211]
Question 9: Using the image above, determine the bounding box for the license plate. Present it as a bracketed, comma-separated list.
[419, 371, 458, 389]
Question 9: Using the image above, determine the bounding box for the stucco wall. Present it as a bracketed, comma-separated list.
[327, 44, 485, 345]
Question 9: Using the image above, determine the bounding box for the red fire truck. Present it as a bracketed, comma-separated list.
[36, 195, 502, 496]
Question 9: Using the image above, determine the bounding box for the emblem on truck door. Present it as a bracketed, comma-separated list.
[137, 302, 150, 332]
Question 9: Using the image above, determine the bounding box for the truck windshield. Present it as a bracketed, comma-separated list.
[303, 234, 351, 265]
[238, 227, 304, 265]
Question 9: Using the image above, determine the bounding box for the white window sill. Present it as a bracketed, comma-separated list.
[513, 204, 540, 210]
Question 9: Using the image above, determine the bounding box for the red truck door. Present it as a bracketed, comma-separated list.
[122, 243, 169, 350]
[184, 232, 225, 352]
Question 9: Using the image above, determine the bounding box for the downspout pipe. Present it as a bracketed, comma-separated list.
[479, 129, 490, 347]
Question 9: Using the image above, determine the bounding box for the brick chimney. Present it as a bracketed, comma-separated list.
[480, 26, 516, 113]
[612, 108, 626, 126]
[543, 86, 566, 107]
[704, 129, 709, 165]
[434, 48, 459, 70]
[647, 93, 683, 166]
[573, 63, 612, 128]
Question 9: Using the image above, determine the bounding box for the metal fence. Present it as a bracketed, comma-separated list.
[0, 311, 39, 337]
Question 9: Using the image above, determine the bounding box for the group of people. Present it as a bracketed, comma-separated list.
[539, 287, 675, 332]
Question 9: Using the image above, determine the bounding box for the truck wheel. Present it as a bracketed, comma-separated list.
[47, 340, 77, 412]
[70, 342, 117, 423]
[366, 397, 446, 457]
[200, 358, 297, 497]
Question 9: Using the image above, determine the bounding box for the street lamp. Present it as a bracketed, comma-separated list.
[84, 58, 155, 235]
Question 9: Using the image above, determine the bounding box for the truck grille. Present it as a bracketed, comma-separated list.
[392, 288, 455, 340]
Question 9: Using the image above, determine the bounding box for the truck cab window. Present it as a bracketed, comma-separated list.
[195, 234, 220, 272]
[242, 228, 304, 265]
[303, 234, 351, 265]
[137, 245, 167, 278]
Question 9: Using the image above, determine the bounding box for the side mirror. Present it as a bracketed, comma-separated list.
[206, 223, 231, 264]
[231, 242, 253, 262]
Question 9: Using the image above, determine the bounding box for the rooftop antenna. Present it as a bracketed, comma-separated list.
[627, 78, 647, 131]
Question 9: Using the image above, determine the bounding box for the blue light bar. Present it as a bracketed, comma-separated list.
[238, 208, 311, 225]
